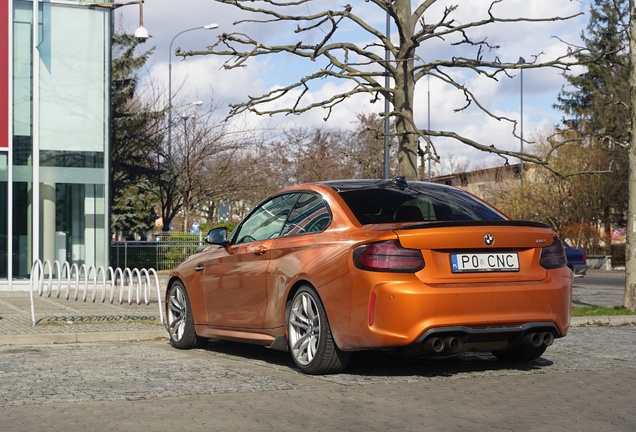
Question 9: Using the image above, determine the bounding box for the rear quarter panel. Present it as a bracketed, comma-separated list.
[265, 228, 389, 330]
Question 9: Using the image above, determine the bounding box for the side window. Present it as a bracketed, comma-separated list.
[281, 193, 331, 237]
[233, 194, 299, 244]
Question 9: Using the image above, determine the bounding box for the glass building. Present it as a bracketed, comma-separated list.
[1, 1, 112, 289]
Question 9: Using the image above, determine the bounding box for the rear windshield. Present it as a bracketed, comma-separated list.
[337, 185, 507, 224]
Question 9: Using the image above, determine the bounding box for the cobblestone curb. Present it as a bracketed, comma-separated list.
[571, 315, 636, 326]
[0, 330, 168, 346]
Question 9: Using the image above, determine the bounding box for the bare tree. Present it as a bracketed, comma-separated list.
[167, 106, 270, 230]
[492, 130, 613, 252]
[258, 116, 394, 186]
[283, 128, 351, 183]
[171, 111, 225, 231]
[345, 113, 396, 179]
[180, 0, 582, 180]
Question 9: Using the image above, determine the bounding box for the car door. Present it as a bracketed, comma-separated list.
[202, 193, 300, 328]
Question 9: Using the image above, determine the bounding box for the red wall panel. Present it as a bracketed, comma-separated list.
[0, 1, 8, 149]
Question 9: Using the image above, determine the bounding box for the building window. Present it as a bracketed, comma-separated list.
[0, 154, 7, 279]
[5, 1, 111, 282]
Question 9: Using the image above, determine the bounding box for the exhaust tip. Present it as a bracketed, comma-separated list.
[444, 336, 462, 352]
[542, 332, 555, 346]
[524, 332, 543, 348]
[425, 337, 445, 353]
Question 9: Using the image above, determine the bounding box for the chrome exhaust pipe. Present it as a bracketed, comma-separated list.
[444, 336, 462, 353]
[424, 337, 445, 353]
[524, 332, 543, 348]
[542, 332, 555, 347]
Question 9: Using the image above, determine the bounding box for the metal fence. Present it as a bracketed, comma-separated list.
[110, 232, 206, 272]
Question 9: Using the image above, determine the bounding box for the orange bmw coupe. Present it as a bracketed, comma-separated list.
[166, 177, 571, 374]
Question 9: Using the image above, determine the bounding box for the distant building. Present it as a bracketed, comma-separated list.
[2, 1, 114, 289]
[432, 163, 525, 201]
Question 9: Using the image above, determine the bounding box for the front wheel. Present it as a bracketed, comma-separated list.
[166, 281, 207, 349]
[286, 286, 350, 375]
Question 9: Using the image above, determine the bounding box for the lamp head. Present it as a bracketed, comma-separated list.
[135, 25, 149, 43]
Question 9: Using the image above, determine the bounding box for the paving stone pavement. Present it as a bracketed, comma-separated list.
[0, 326, 635, 431]
[0, 286, 168, 345]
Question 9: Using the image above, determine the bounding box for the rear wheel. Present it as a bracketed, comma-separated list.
[286, 286, 350, 375]
[166, 281, 207, 349]
[492, 344, 547, 362]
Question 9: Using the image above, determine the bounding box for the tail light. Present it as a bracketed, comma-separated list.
[539, 237, 567, 269]
[353, 240, 425, 272]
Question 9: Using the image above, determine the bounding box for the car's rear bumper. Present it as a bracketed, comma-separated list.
[327, 268, 572, 351]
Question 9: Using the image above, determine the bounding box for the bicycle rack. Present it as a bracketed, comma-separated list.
[29, 259, 165, 327]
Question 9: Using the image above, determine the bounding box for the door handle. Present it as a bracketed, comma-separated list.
[253, 246, 268, 256]
[195, 264, 205, 272]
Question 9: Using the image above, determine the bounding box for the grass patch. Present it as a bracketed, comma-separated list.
[572, 306, 636, 317]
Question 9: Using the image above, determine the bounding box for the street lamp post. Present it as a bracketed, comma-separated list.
[518, 57, 525, 184]
[383, 11, 390, 180]
[178, 103, 202, 141]
[168, 23, 218, 159]
[427, 75, 431, 182]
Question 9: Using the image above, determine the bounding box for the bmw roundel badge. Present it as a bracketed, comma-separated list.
[484, 234, 494, 246]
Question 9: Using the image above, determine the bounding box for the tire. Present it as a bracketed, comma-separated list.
[492, 344, 547, 362]
[166, 281, 207, 349]
[286, 286, 351, 375]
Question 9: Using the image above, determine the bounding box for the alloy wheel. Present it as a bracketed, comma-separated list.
[288, 291, 321, 366]
[167, 284, 188, 343]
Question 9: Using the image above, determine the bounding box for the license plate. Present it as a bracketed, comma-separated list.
[451, 253, 519, 273]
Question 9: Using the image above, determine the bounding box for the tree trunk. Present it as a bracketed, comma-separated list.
[394, 0, 419, 180]
[394, 65, 419, 180]
[624, 0, 636, 311]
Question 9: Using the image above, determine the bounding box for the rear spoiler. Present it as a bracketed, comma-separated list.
[393, 220, 551, 230]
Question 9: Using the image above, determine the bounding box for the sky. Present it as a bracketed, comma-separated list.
[118, 0, 589, 174]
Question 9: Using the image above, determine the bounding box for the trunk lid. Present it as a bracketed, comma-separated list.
[394, 221, 555, 283]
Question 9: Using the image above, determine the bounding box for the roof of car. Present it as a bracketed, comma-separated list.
[319, 177, 458, 193]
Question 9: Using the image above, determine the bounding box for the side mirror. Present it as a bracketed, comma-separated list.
[205, 227, 228, 244]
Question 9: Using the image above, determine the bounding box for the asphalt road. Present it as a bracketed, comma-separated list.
[1, 324, 635, 432]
